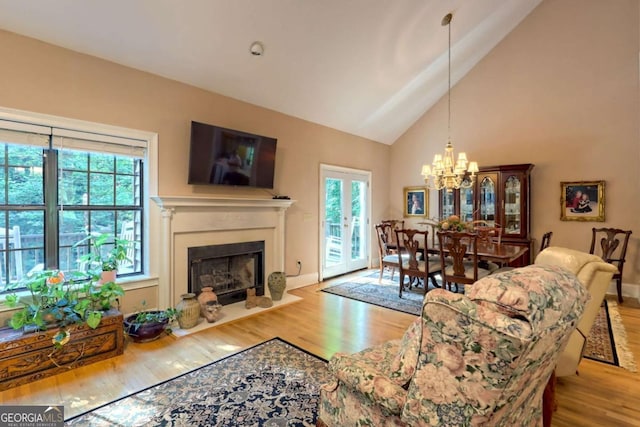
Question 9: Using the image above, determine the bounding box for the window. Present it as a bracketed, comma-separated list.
[0, 117, 150, 292]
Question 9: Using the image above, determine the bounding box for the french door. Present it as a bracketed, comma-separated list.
[320, 165, 370, 279]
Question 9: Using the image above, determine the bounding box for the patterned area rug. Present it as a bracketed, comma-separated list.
[321, 270, 442, 315]
[583, 299, 637, 372]
[67, 338, 331, 426]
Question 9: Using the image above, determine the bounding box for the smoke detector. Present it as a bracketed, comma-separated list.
[249, 41, 264, 56]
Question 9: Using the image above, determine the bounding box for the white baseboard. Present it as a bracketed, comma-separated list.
[285, 273, 319, 289]
[606, 281, 640, 302]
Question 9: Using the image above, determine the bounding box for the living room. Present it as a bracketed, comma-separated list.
[0, 0, 638, 425]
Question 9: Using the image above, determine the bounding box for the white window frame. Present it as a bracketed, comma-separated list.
[0, 105, 159, 308]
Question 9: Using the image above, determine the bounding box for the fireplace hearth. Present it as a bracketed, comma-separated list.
[188, 241, 265, 306]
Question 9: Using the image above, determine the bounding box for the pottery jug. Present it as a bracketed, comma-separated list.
[267, 272, 286, 301]
[176, 293, 200, 329]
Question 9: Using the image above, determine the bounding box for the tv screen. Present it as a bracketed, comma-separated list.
[188, 121, 277, 188]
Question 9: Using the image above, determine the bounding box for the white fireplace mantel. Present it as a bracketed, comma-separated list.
[151, 195, 295, 309]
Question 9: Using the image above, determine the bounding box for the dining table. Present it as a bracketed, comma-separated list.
[428, 241, 529, 265]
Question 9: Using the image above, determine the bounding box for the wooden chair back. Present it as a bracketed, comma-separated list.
[539, 231, 553, 253]
[469, 220, 502, 245]
[380, 219, 404, 250]
[589, 227, 632, 302]
[437, 231, 481, 289]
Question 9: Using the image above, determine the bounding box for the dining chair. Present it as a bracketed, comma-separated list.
[540, 231, 553, 253]
[589, 227, 632, 303]
[437, 231, 490, 292]
[395, 229, 442, 297]
[380, 219, 404, 251]
[374, 223, 407, 282]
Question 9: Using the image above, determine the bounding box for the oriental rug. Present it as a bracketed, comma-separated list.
[583, 299, 637, 372]
[66, 338, 331, 426]
[321, 269, 444, 316]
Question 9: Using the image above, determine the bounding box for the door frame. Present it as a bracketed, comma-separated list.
[319, 164, 372, 282]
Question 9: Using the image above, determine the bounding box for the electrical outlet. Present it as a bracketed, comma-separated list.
[296, 260, 302, 267]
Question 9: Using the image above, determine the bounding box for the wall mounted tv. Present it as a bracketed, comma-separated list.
[188, 121, 277, 188]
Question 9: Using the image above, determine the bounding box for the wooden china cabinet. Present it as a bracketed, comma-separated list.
[439, 163, 534, 266]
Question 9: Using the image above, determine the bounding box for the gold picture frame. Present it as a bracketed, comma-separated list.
[404, 186, 429, 217]
[560, 181, 605, 221]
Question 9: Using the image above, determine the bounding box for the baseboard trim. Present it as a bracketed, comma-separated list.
[286, 273, 318, 289]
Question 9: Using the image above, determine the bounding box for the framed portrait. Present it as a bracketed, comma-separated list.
[560, 181, 605, 221]
[404, 186, 428, 217]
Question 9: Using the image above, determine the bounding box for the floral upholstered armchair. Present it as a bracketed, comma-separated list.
[317, 265, 589, 426]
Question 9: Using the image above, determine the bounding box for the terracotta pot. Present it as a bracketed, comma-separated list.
[100, 270, 117, 285]
[197, 287, 218, 316]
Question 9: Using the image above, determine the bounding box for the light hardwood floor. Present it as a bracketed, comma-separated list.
[1, 272, 639, 426]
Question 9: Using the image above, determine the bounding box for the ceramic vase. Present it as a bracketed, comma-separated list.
[197, 287, 218, 316]
[176, 293, 200, 329]
[99, 270, 117, 286]
[267, 271, 286, 301]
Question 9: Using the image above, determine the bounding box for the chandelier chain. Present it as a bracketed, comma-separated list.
[447, 15, 451, 142]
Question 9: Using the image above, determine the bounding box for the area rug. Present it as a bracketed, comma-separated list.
[66, 338, 331, 426]
[583, 299, 637, 372]
[321, 270, 441, 315]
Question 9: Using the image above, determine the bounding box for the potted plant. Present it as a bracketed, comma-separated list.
[123, 302, 179, 343]
[74, 232, 131, 284]
[5, 269, 124, 348]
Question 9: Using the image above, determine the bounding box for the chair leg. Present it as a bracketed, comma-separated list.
[399, 273, 404, 298]
[617, 277, 624, 303]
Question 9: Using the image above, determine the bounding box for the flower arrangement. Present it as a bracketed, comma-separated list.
[437, 215, 472, 232]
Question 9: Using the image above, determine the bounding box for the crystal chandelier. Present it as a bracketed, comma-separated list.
[421, 13, 478, 193]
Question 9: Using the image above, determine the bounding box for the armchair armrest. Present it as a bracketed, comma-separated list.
[328, 352, 408, 414]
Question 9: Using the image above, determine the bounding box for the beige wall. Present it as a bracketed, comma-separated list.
[391, 0, 640, 287]
[0, 29, 390, 284]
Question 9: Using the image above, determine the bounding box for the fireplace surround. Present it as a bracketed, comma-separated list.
[152, 196, 294, 309]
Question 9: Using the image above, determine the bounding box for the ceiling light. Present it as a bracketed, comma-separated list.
[421, 13, 478, 192]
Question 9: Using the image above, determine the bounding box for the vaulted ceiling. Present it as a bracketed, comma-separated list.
[0, 0, 541, 144]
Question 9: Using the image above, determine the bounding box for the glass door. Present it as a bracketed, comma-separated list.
[321, 166, 370, 279]
[503, 175, 522, 236]
[477, 173, 498, 226]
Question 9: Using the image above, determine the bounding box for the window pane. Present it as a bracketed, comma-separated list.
[60, 150, 88, 171]
[8, 144, 42, 168]
[8, 166, 44, 204]
[116, 157, 134, 174]
[90, 153, 114, 173]
[115, 175, 135, 205]
[90, 173, 114, 205]
[0, 210, 45, 290]
[60, 170, 88, 205]
[90, 210, 115, 235]
[0, 171, 5, 205]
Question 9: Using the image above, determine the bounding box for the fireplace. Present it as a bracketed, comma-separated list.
[188, 241, 265, 306]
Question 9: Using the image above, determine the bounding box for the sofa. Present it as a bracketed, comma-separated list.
[317, 265, 588, 426]
[534, 246, 617, 376]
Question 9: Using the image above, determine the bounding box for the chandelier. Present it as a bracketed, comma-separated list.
[421, 13, 478, 193]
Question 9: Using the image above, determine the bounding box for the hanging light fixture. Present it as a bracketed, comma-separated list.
[421, 13, 478, 193]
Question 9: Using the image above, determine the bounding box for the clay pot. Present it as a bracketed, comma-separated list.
[267, 272, 286, 301]
[197, 287, 218, 316]
[176, 293, 200, 329]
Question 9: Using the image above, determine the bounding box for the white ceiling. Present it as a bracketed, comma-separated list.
[0, 0, 541, 144]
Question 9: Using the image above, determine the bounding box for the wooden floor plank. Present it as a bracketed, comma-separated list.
[1, 274, 638, 426]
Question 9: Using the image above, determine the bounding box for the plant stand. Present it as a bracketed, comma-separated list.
[0, 310, 124, 391]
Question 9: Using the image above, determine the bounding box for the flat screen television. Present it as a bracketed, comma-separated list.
[188, 121, 277, 188]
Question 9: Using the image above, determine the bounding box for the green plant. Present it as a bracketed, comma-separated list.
[124, 301, 179, 335]
[74, 232, 131, 273]
[5, 269, 124, 346]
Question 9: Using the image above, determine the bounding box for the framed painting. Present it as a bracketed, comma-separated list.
[404, 186, 428, 217]
[560, 181, 605, 221]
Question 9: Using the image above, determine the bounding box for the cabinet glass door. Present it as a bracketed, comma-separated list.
[503, 175, 521, 235]
[440, 190, 454, 219]
[459, 179, 474, 222]
[479, 176, 496, 226]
